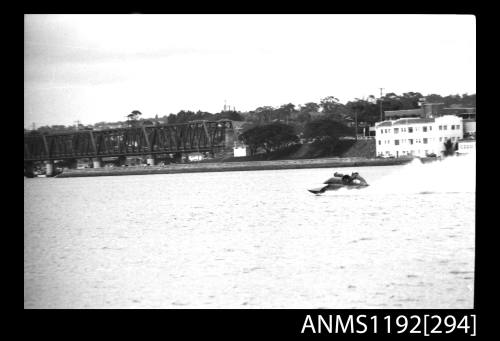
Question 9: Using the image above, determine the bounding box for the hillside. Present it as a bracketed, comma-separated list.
[209, 139, 376, 163]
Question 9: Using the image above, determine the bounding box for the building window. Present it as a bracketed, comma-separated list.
[409, 139, 413, 145]
[378, 140, 381, 145]
[451, 125, 455, 130]
[444, 125, 447, 130]
[423, 138, 428, 144]
[429, 126, 432, 131]
[457, 125, 460, 130]
[380, 130, 383, 134]
[423, 126, 427, 132]
[394, 128, 399, 134]
[439, 137, 442, 142]
[439, 125, 442, 130]
[408, 127, 413, 133]
[395, 140, 399, 145]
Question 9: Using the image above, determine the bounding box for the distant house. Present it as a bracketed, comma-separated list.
[188, 152, 205, 162]
[233, 146, 249, 157]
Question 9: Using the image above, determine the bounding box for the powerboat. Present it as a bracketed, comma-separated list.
[308, 172, 369, 194]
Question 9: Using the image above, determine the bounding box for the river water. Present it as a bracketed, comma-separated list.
[24, 154, 475, 309]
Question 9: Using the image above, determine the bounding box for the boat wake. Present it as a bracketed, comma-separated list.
[366, 152, 476, 195]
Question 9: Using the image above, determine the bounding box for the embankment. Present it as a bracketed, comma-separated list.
[57, 157, 412, 178]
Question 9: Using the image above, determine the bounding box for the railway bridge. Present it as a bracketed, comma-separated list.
[24, 120, 235, 176]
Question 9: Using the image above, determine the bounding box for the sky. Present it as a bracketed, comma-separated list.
[24, 14, 476, 128]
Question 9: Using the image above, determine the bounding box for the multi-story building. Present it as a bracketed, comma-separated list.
[375, 115, 463, 158]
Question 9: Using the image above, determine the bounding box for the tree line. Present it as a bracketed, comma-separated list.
[26, 92, 475, 136]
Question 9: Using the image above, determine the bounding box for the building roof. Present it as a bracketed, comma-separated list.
[394, 118, 435, 125]
[376, 117, 435, 128]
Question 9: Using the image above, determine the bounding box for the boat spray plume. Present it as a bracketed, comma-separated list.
[366, 152, 476, 195]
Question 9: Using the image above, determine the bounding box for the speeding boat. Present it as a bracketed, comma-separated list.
[308, 172, 369, 194]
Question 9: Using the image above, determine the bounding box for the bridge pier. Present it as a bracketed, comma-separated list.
[173, 152, 182, 163]
[67, 158, 78, 169]
[45, 161, 54, 177]
[92, 158, 102, 168]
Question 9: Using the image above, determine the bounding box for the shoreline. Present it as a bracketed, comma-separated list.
[55, 157, 417, 178]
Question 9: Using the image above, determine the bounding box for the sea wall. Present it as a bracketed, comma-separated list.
[56, 157, 414, 178]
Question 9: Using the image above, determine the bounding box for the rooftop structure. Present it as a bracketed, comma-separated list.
[383, 103, 475, 120]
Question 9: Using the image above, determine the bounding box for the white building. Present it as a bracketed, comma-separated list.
[233, 146, 249, 157]
[457, 139, 476, 155]
[375, 115, 463, 158]
[188, 152, 205, 162]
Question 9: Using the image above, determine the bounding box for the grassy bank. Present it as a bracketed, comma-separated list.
[207, 139, 376, 163]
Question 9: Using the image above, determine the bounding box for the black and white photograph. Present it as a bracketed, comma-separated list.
[24, 14, 476, 312]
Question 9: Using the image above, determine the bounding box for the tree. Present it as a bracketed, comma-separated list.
[167, 113, 177, 124]
[303, 118, 354, 154]
[424, 93, 444, 103]
[320, 96, 348, 120]
[443, 139, 457, 156]
[127, 110, 142, 121]
[400, 92, 424, 109]
[303, 118, 354, 141]
[252, 106, 275, 124]
[214, 110, 244, 121]
[300, 102, 320, 114]
[461, 93, 476, 107]
[276, 103, 296, 124]
[345, 98, 379, 124]
[296, 112, 312, 123]
[239, 123, 299, 155]
[127, 110, 142, 127]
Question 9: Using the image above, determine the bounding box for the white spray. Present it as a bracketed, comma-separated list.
[366, 152, 476, 194]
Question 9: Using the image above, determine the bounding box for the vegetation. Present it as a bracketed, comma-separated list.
[443, 139, 458, 156]
[27, 91, 475, 141]
[126, 110, 142, 127]
[239, 123, 299, 155]
[302, 118, 354, 154]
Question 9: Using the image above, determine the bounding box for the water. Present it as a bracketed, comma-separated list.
[24, 154, 475, 308]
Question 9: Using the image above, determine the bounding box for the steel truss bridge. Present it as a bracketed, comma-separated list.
[24, 120, 234, 162]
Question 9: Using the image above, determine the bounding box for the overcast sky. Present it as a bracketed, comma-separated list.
[24, 14, 476, 128]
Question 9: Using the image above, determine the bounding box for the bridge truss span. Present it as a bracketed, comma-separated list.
[24, 120, 234, 162]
